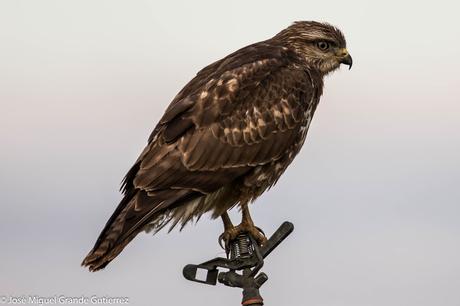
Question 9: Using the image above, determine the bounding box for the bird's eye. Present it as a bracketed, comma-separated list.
[317, 41, 330, 51]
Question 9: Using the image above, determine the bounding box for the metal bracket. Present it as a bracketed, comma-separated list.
[183, 221, 294, 305]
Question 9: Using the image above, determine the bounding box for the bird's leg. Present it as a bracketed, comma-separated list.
[239, 203, 267, 246]
[219, 204, 267, 254]
[221, 211, 234, 232]
[219, 212, 234, 253]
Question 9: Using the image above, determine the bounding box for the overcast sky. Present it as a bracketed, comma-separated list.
[1, 0, 459, 305]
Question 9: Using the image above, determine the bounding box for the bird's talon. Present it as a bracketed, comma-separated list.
[255, 226, 266, 237]
[219, 222, 267, 256]
[218, 233, 227, 249]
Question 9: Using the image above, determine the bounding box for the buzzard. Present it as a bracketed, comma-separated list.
[82, 21, 352, 271]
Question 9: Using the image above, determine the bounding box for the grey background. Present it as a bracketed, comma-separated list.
[1, 0, 459, 305]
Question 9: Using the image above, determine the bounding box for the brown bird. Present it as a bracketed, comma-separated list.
[82, 21, 352, 271]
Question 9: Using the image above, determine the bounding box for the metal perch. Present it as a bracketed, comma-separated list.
[183, 222, 294, 305]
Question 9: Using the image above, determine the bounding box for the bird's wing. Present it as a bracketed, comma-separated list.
[82, 43, 317, 271]
[131, 42, 316, 195]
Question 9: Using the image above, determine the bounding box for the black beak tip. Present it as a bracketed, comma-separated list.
[340, 54, 353, 70]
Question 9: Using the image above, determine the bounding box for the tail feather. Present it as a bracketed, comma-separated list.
[82, 189, 196, 271]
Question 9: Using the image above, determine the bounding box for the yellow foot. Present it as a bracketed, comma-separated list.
[219, 222, 268, 254]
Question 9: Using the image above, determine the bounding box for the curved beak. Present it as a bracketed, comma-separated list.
[337, 48, 352, 70]
[340, 53, 353, 70]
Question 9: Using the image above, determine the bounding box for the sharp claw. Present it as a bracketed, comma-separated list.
[219, 223, 267, 255]
[218, 238, 223, 250]
[218, 234, 225, 250]
[255, 226, 266, 237]
[218, 233, 231, 257]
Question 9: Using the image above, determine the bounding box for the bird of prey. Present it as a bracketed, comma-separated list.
[82, 21, 352, 271]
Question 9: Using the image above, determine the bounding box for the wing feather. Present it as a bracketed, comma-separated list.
[84, 39, 323, 271]
[129, 42, 317, 224]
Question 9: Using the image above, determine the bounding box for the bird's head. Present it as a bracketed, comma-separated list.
[274, 21, 352, 75]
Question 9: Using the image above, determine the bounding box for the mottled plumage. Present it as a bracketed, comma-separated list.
[82, 21, 352, 271]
